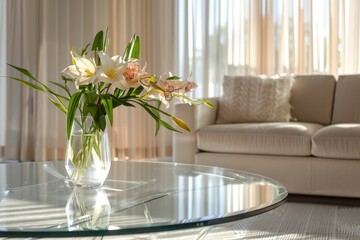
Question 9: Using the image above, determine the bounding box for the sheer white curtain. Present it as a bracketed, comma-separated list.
[0, 0, 5, 157]
[3, 0, 360, 161]
[176, 0, 360, 98]
[2, 0, 176, 161]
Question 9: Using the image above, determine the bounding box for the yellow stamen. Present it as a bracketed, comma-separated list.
[85, 69, 93, 78]
[105, 69, 116, 79]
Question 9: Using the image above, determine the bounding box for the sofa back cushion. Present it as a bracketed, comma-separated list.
[216, 75, 294, 123]
[290, 75, 336, 125]
[332, 75, 360, 124]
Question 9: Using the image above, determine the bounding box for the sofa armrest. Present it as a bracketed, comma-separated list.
[172, 97, 219, 164]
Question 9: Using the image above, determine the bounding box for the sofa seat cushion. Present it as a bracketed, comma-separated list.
[197, 122, 324, 156]
[311, 124, 360, 159]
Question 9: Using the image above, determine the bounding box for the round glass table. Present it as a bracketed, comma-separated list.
[0, 160, 287, 238]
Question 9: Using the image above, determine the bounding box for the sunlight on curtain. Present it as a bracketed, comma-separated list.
[177, 0, 360, 98]
[0, 0, 6, 155]
[4, 0, 176, 161]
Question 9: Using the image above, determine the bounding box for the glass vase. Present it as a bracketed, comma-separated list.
[66, 187, 111, 230]
[65, 116, 111, 188]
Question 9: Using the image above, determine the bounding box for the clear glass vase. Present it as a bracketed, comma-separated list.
[66, 187, 111, 230]
[65, 116, 111, 188]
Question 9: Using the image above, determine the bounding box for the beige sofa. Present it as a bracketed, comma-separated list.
[173, 75, 360, 198]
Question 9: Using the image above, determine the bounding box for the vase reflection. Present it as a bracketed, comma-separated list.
[66, 187, 111, 231]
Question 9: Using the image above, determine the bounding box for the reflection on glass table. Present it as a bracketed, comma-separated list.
[0, 160, 287, 238]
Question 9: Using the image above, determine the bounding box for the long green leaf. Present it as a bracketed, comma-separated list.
[123, 34, 140, 61]
[130, 35, 140, 59]
[61, 76, 75, 83]
[99, 115, 106, 131]
[101, 95, 113, 126]
[91, 30, 104, 51]
[126, 87, 134, 96]
[167, 76, 181, 80]
[7, 76, 68, 115]
[49, 81, 71, 99]
[157, 118, 181, 133]
[10, 64, 68, 105]
[134, 99, 172, 117]
[114, 88, 123, 98]
[154, 100, 161, 135]
[7, 76, 45, 92]
[138, 102, 180, 135]
[133, 85, 144, 95]
[80, 43, 91, 56]
[111, 95, 135, 108]
[85, 104, 99, 120]
[48, 98, 67, 114]
[66, 92, 83, 139]
[123, 41, 132, 61]
[103, 28, 109, 51]
[8, 64, 37, 81]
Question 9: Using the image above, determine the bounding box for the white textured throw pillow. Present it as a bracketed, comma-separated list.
[217, 75, 294, 123]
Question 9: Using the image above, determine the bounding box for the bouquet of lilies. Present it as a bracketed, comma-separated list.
[8, 29, 213, 140]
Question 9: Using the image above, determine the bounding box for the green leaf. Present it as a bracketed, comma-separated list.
[49, 81, 66, 90]
[83, 90, 99, 117]
[8, 64, 37, 81]
[123, 34, 140, 61]
[7, 74, 68, 115]
[103, 27, 109, 51]
[101, 95, 113, 126]
[137, 100, 172, 117]
[111, 95, 135, 108]
[138, 102, 180, 135]
[48, 99, 67, 114]
[155, 100, 161, 135]
[99, 115, 106, 131]
[66, 92, 83, 139]
[167, 76, 181, 80]
[61, 76, 75, 83]
[85, 104, 99, 120]
[158, 118, 181, 133]
[80, 43, 91, 56]
[9, 64, 68, 102]
[49, 81, 71, 100]
[130, 35, 140, 59]
[7, 76, 45, 92]
[114, 88, 123, 98]
[126, 87, 134, 96]
[91, 30, 104, 52]
[123, 42, 132, 61]
[133, 86, 144, 95]
[87, 90, 99, 104]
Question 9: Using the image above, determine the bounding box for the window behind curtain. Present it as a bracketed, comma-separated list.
[0, 0, 6, 149]
[176, 0, 353, 98]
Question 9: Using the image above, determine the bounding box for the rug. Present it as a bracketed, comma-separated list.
[105, 202, 360, 240]
[16, 202, 360, 239]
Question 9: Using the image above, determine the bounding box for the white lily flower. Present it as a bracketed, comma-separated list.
[61, 51, 97, 87]
[97, 52, 128, 89]
[146, 73, 198, 107]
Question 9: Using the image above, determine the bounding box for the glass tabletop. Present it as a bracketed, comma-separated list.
[0, 160, 287, 238]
